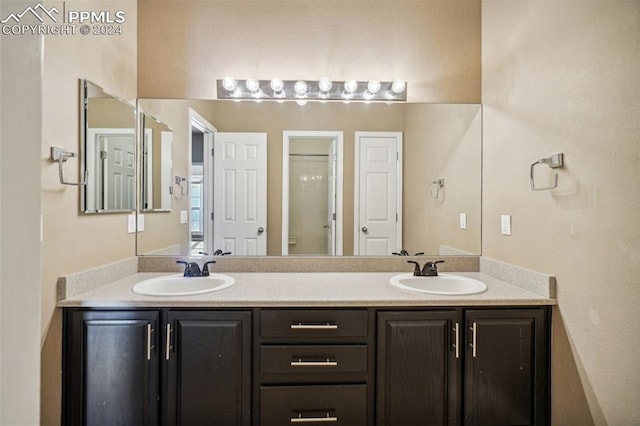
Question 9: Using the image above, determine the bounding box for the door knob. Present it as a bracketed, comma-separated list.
[361, 227, 368, 233]
[258, 227, 264, 234]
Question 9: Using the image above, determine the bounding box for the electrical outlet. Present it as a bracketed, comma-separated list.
[459, 213, 467, 230]
[127, 214, 136, 233]
[501, 214, 512, 235]
[137, 214, 145, 232]
[180, 210, 188, 224]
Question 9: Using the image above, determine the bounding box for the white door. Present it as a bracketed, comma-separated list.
[213, 132, 267, 255]
[354, 132, 403, 255]
[327, 140, 337, 255]
[99, 134, 135, 211]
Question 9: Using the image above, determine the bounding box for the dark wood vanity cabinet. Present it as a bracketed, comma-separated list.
[254, 309, 375, 426]
[63, 310, 160, 426]
[63, 309, 251, 426]
[377, 310, 462, 425]
[464, 309, 549, 426]
[163, 310, 251, 426]
[64, 306, 548, 426]
[376, 308, 550, 426]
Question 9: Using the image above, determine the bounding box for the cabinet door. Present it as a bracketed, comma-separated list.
[63, 310, 159, 426]
[377, 311, 461, 426]
[464, 309, 549, 426]
[164, 311, 251, 426]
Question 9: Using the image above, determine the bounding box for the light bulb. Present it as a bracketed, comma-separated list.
[270, 78, 284, 94]
[296, 99, 307, 106]
[245, 79, 260, 93]
[344, 80, 358, 93]
[222, 77, 237, 92]
[391, 79, 406, 94]
[294, 80, 308, 97]
[318, 77, 332, 92]
[367, 80, 381, 94]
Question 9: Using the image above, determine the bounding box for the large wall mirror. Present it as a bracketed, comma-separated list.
[136, 99, 482, 257]
[81, 80, 136, 213]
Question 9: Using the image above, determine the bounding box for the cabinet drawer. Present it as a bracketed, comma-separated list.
[261, 345, 368, 379]
[260, 385, 367, 425]
[260, 310, 368, 341]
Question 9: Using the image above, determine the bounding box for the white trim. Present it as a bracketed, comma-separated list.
[188, 108, 217, 255]
[282, 130, 344, 256]
[353, 131, 403, 255]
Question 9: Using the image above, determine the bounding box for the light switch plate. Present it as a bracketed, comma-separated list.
[180, 210, 188, 224]
[501, 214, 512, 235]
[127, 214, 136, 233]
[459, 213, 467, 230]
[137, 214, 145, 232]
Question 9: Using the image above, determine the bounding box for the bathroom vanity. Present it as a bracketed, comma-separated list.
[59, 269, 553, 426]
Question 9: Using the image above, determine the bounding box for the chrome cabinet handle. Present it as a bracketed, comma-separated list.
[291, 413, 338, 423]
[290, 359, 338, 367]
[361, 227, 368, 233]
[290, 323, 338, 330]
[165, 323, 172, 361]
[146, 324, 154, 361]
[470, 322, 477, 357]
[454, 322, 460, 359]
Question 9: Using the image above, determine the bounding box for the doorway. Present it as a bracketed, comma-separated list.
[282, 131, 344, 256]
[354, 131, 403, 255]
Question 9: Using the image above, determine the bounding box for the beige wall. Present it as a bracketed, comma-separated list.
[403, 104, 482, 255]
[0, 0, 43, 422]
[482, 2, 640, 424]
[138, 0, 481, 103]
[40, 2, 137, 424]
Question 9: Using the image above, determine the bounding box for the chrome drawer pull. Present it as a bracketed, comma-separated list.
[290, 358, 338, 367]
[290, 323, 338, 330]
[291, 413, 338, 423]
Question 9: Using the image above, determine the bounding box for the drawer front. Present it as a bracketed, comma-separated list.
[260, 385, 367, 426]
[261, 345, 368, 376]
[260, 310, 368, 341]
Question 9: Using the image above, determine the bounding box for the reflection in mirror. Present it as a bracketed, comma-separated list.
[136, 99, 481, 257]
[82, 80, 136, 213]
[141, 113, 174, 212]
[283, 132, 344, 256]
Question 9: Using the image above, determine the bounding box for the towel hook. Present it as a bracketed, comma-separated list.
[50, 147, 87, 186]
[430, 178, 445, 198]
[530, 153, 563, 191]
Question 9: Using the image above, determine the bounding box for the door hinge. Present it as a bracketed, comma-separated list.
[333, 212, 336, 221]
[396, 213, 399, 222]
[211, 212, 214, 220]
[100, 151, 107, 160]
[211, 148, 215, 157]
[396, 151, 399, 161]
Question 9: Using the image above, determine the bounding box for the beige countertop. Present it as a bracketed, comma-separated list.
[57, 271, 555, 308]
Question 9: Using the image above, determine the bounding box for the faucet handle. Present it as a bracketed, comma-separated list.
[407, 261, 422, 276]
[202, 260, 216, 276]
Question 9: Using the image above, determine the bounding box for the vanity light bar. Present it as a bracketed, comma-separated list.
[216, 79, 407, 102]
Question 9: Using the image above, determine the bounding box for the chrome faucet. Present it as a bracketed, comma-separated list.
[407, 260, 445, 277]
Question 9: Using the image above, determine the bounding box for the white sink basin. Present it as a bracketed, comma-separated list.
[390, 273, 487, 296]
[132, 274, 235, 296]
